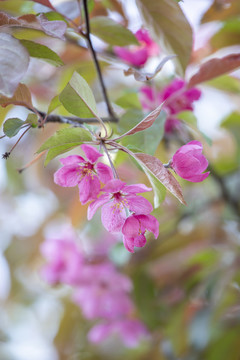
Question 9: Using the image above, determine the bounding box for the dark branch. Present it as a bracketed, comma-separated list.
[38, 111, 118, 127]
[82, 0, 117, 120]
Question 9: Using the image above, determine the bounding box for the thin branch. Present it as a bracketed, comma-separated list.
[101, 142, 119, 179]
[37, 111, 118, 127]
[82, 0, 117, 120]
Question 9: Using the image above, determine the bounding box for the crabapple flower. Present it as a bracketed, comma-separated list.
[87, 179, 153, 233]
[88, 319, 149, 348]
[170, 140, 210, 182]
[40, 235, 83, 285]
[114, 29, 159, 67]
[122, 214, 159, 253]
[140, 79, 201, 134]
[54, 144, 113, 204]
[73, 262, 133, 319]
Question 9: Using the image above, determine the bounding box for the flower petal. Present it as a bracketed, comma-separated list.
[102, 179, 126, 193]
[122, 183, 152, 194]
[127, 195, 153, 214]
[123, 236, 135, 253]
[136, 214, 159, 238]
[183, 171, 210, 183]
[101, 201, 126, 233]
[87, 193, 111, 220]
[122, 216, 140, 237]
[78, 174, 101, 204]
[81, 144, 102, 164]
[96, 162, 114, 184]
[88, 323, 112, 344]
[59, 155, 85, 165]
[54, 165, 81, 187]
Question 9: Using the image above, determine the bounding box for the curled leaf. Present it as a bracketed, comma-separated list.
[124, 55, 176, 82]
[188, 53, 240, 88]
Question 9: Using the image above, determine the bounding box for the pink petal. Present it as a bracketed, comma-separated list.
[114, 46, 148, 67]
[101, 201, 126, 233]
[136, 214, 159, 238]
[127, 195, 153, 214]
[59, 155, 85, 165]
[183, 171, 210, 183]
[88, 323, 112, 344]
[78, 174, 101, 204]
[102, 179, 126, 193]
[122, 216, 140, 237]
[122, 183, 152, 194]
[54, 165, 81, 187]
[96, 162, 114, 184]
[123, 236, 135, 253]
[81, 144, 102, 164]
[87, 193, 111, 220]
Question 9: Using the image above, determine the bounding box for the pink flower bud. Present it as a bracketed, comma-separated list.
[114, 29, 159, 67]
[171, 141, 210, 182]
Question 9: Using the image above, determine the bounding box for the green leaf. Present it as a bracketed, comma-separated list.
[206, 75, 240, 94]
[37, 127, 92, 153]
[90, 16, 138, 46]
[115, 92, 142, 110]
[147, 169, 167, 207]
[26, 113, 38, 127]
[210, 19, 240, 50]
[121, 110, 166, 155]
[48, 95, 61, 114]
[44, 143, 83, 166]
[136, 0, 192, 74]
[178, 111, 198, 126]
[3, 117, 25, 137]
[20, 39, 64, 67]
[59, 72, 98, 118]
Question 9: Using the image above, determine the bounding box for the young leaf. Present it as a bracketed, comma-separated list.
[37, 13, 67, 40]
[188, 53, 240, 88]
[0, 83, 33, 108]
[36, 127, 92, 153]
[90, 16, 139, 46]
[31, 0, 55, 10]
[20, 39, 64, 67]
[44, 143, 83, 166]
[3, 118, 25, 137]
[135, 152, 186, 205]
[115, 103, 164, 140]
[0, 12, 67, 40]
[47, 95, 61, 114]
[0, 33, 29, 97]
[120, 111, 166, 156]
[59, 72, 98, 118]
[124, 55, 176, 82]
[137, 0, 192, 73]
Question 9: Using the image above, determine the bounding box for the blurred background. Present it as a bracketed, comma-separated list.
[0, 0, 240, 359]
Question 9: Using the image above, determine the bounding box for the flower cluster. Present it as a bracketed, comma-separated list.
[54, 146, 159, 253]
[40, 228, 148, 347]
[114, 28, 159, 67]
[140, 79, 201, 134]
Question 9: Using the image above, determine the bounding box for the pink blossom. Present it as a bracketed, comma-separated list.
[54, 145, 113, 204]
[122, 214, 159, 253]
[171, 140, 210, 182]
[73, 262, 133, 319]
[87, 179, 153, 233]
[40, 234, 83, 285]
[114, 29, 159, 67]
[88, 319, 149, 348]
[140, 80, 201, 134]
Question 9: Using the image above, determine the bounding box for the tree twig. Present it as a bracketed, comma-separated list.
[82, 0, 116, 120]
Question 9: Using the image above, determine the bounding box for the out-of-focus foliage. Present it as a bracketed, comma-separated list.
[0, 0, 240, 360]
